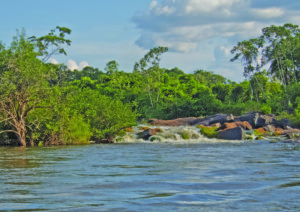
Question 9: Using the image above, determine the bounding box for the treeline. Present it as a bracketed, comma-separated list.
[1, 23, 300, 146]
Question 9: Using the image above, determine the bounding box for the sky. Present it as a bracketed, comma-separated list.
[1, 0, 300, 82]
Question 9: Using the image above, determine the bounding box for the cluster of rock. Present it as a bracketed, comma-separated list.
[148, 113, 300, 141]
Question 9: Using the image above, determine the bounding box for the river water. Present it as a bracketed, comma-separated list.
[0, 141, 300, 211]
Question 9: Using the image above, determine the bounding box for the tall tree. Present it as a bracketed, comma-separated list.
[134, 46, 168, 107]
[0, 27, 71, 146]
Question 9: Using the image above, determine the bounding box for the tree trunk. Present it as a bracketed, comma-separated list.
[16, 122, 27, 146]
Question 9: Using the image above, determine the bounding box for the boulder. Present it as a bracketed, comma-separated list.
[276, 118, 292, 129]
[283, 129, 300, 139]
[263, 125, 275, 132]
[140, 129, 156, 140]
[235, 112, 259, 128]
[218, 127, 245, 140]
[274, 128, 285, 136]
[192, 114, 234, 126]
[256, 114, 276, 128]
[220, 121, 252, 130]
[210, 123, 221, 128]
[148, 117, 197, 126]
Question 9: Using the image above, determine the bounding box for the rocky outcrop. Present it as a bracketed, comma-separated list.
[191, 114, 234, 126]
[148, 117, 197, 126]
[219, 121, 252, 130]
[234, 112, 259, 128]
[145, 112, 299, 142]
[218, 127, 245, 140]
[256, 114, 276, 128]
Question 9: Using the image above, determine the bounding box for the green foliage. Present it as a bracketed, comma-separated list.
[198, 126, 219, 139]
[260, 104, 272, 114]
[181, 133, 190, 140]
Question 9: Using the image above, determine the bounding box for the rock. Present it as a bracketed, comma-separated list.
[283, 129, 300, 139]
[210, 123, 221, 128]
[274, 128, 285, 136]
[218, 127, 245, 140]
[220, 121, 252, 130]
[235, 112, 259, 128]
[148, 117, 197, 126]
[153, 128, 163, 133]
[263, 125, 275, 132]
[192, 114, 234, 126]
[256, 114, 276, 128]
[140, 129, 156, 140]
[254, 128, 266, 136]
[98, 137, 114, 143]
[276, 118, 292, 129]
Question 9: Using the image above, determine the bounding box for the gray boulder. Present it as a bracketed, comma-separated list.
[140, 129, 156, 140]
[218, 127, 245, 140]
[256, 114, 276, 128]
[192, 114, 234, 126]
[235, 112, 259, 128]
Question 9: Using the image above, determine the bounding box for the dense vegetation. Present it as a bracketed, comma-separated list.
[1, 23, 300, 146]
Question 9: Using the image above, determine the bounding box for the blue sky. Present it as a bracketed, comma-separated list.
[1, 0, 300, 81]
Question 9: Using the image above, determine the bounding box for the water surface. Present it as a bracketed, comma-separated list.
[0, 142, 300, 211]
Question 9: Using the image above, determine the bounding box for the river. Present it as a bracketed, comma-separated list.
[0, 141, 300, 211]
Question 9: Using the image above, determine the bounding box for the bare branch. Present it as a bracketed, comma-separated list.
[0, 130, 18, 135]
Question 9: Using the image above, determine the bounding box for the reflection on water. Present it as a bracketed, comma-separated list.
[0, 142, 300, 211]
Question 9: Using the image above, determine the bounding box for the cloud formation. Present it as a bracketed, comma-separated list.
[67, 60, 89, 71]
[133, 0, 299, 53]
[48, 58, 59, 65]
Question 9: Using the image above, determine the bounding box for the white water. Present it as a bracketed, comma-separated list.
[115, 125, 246, 144]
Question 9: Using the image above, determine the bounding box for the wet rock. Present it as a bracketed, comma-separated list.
[220, 121, 252, 130]
[235, 112, 259, 128]
[210, 123, 221, 128]
[148, 117, 197, 126]
[274, 128, 285, 136]
[140, 129, 156, 140]
[263, 125, 275, 133]
[254, 128, 266, 136]
[276, 118, 292, 129]
[218, 127, 245, 140]
[256, 114, 276, 128]
[192, 114, 234, 126]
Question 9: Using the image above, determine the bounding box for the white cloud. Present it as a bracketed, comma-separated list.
[253, 7, 285, 19]
[48, 58, 59, 65]
[79, 61, 89, 70]
[67, 60, 78, 71]
[132, 0, 296, 53]
[150, 1, 158, 10]
[66, 60, 89, 71]
[185, 0, 242, 14]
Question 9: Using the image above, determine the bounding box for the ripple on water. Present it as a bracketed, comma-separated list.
[0, 142, 300, 211]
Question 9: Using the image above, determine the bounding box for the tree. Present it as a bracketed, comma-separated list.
[134, 46, 168, 107]
[0, 27, 71, 146]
